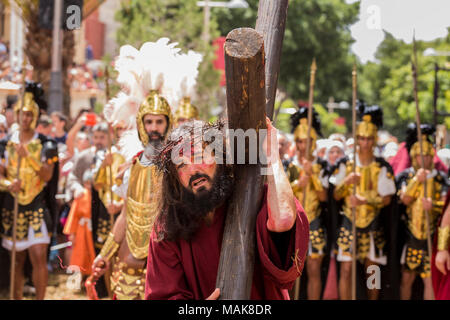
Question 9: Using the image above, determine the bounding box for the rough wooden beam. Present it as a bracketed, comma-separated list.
[255, 0, 289, 119]
[215, 27, 266, 300]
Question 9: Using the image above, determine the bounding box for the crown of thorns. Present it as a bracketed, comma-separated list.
[154, 120, 226, 173]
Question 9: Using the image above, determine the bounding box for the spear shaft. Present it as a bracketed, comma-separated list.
[351, 63, 357, 301]
[411, 35, 434, 300]
[304, 58, 317, 168]
[104, 66, 114, 228]
[9, 58, 28, 300]
[294, 58, 317, 300]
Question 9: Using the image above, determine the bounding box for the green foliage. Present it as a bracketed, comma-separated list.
[94, 100, 104, 115]
[273, 99, 296, 133]
[114, 0, 221, 118]
[359, 30, 450, 140]
[274, 99, 346, 136]
[96, 54, 121, 100]
[214, 0, 360, 104]
[315, 103, 348, 137]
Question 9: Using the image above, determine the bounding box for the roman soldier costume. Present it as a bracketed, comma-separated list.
[0, 82, 58, 252]
[90, 38, 183, 300]
[91, 146, 126, 248]
[332, 103, 396, 266]
[396, 125, 448, 279]
[287, 107, 328, 258]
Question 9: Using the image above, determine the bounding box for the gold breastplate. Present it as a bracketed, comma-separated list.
[6, 139, 45, 205]
[95, 152, 126, 207]
[344, 161, 381, 228]
[125, 157, 160, 260]
[407, 177, 442, 240]
[289, 162, 322, 222]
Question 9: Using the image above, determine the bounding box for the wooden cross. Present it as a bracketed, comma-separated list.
[215, 0, 289, 300]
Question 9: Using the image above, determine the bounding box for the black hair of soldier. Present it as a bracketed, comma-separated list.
[357, 100, 383, 129]
[405, 122, 435, 152]
[25, 80, 48, 112]
[289, 105, 323, 137]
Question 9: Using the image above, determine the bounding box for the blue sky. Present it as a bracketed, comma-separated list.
[346, 0, 450, 62]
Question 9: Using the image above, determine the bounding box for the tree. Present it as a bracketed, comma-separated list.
[214, 0, 360, 104]
[359, 30, 450, 140]
[115, 0, 221, 118]
[2, 0, 75, 116]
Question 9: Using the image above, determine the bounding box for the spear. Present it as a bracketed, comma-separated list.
[102, 65, 116, 299]
[351, 62, 357, 301]
[304, 58, 317, 171]
[411, 33, 434, 300]
[9, 57, 28, 300]
[294, 58, 317, 300]
[104, 66, 114, 229]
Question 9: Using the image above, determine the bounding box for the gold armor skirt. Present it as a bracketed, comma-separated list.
[308, 217, 326, 258]
[337, 215, 385, 264]
[110, 256, 146, 300]
[401, 230, 431, 278]
[1, 191, 50, 241]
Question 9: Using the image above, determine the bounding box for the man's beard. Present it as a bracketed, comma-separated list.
[180, 165, 234, 221]
[144, 131, 164, 158]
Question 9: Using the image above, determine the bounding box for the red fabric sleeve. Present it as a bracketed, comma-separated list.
[145, 234, 193, 300]
[256, 196, 309, 290]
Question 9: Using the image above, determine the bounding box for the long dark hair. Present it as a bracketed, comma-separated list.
[154, 120, 234, 242]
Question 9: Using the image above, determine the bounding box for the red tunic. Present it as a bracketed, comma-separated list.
[431, 192, 450, 300]
[145, 188, 309, 300]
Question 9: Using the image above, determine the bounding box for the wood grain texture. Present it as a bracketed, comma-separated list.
[255, 0, 289, 119]
[215, 27, 267, 300]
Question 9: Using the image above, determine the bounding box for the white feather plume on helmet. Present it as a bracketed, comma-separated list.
[173, 50, 203, 122]
[176, 50, 203, 102]
[103, 37, 184, 161]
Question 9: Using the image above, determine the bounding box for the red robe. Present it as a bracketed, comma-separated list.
[145, 188, 309, 300]
[431, 192, 450, 300]
[63, 189, 96, 275]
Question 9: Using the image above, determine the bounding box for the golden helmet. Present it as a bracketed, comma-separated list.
[294, 118, 318, 152]
[356, 102, 383, 139]
[356, 114, 378, 138]
[14, 92, 40, 130]
[136, 90, 172, 146]
[290, 106, 321, 154]
[174, 97, 199, 124]
[410, 138, 435, 169]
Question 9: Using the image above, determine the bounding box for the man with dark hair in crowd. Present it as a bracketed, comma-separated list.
[36, 114, 52, 137]
[50, 111, 68, 144]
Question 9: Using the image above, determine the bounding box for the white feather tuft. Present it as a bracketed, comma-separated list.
[178, 50, 203, 100]
[105, 37, 187, 135]
[104, 92, 139, 130]
[118, 129, 143, 162]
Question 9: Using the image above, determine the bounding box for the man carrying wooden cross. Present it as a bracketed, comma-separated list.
[144, 117, 309, 300]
